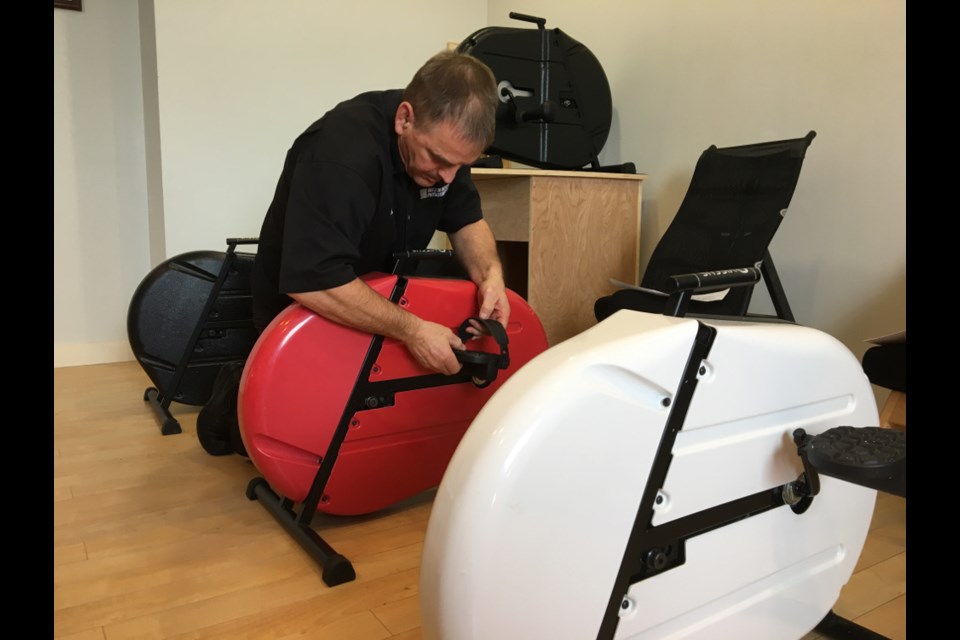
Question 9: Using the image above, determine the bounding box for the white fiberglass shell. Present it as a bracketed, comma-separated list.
[420, 310, 878, 640]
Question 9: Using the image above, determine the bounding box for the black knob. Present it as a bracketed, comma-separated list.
[645, 548, 668, 571]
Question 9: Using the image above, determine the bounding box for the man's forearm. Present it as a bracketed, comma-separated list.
[288, 278, 465, 375]
[449, 219, 511, 326]
[289, 279, 418, 343]
[448, 219, 503, 286]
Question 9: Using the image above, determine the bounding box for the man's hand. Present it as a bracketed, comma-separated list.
[407, 320, 465, 375]
[466, 275, 510, 338]
[448, 219, 511, 337]
[478, 275, 509, 324]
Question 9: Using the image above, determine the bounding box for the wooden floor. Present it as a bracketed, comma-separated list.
[54, 361, 906, 639]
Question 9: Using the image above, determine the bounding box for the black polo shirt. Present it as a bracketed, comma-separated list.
[251, 89, 483, 331]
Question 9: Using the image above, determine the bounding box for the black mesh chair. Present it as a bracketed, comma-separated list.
[595, 131, 817, 323]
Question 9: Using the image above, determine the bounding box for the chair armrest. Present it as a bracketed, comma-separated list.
[668, 268, 761, 295]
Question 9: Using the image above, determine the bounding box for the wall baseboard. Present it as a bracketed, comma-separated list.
[55, 341, 135, 368]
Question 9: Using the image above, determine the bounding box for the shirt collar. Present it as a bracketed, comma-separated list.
[385, 90, 406, 178]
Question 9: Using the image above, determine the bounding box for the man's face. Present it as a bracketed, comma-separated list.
[395, 102, 484, 187]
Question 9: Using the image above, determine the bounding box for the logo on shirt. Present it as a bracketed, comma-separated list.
[420, 184, 450, 199]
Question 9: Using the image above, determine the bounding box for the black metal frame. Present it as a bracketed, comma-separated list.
[143, 237, 259, 434]
[245, 273, 510, 586]
[757, 249, 795, 322]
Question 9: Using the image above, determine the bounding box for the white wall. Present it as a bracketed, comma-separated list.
[54, 0, 151, 366]
[152, 0, 488, 258]
[54, 0, 487, 367]
[54, 0, 905, 371]
[487, 0, 906, 359]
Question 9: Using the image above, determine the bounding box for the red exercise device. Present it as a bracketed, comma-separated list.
[238, 268, 548, 585]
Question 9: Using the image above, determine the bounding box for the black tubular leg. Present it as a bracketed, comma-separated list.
[760, 250, 795, 322]
[663, 291, 692, 318]
[143, 387, 181, 435]
[246, 478, 356, 587]
[814, 610, 891, 640]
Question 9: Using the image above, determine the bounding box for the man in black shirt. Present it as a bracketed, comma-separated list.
[199, 51, 508, 457]
[251, 50, 508, 377]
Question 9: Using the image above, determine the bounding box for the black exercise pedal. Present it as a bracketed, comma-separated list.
[454, 318, 510, 388]
[801, 426, 906, 498]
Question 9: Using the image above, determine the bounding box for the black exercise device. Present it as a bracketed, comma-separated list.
[127, 237, 259, 434]
[459, 12, 634, 174]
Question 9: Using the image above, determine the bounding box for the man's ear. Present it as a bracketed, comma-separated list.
[395, 101, 415, 135]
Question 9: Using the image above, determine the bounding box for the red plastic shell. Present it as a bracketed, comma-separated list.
[238, 273, 548, 516]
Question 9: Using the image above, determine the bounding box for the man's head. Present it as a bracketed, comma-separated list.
[395, 51, 498, 187]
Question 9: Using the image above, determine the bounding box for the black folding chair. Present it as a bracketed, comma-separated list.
[595, 131, 817, 323]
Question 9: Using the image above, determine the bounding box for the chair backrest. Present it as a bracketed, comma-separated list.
[642, 131, 816, 317]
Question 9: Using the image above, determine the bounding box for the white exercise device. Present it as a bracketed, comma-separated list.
[420, 269, 903, 640]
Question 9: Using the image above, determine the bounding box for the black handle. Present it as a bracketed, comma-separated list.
[667, 267, 761, 294]
[226, 237, 261, 246]
[516, 100, 556, 124]
[391, 249, 455, 275]
[509, 12, 546, 27]
[662, 267, 762, 318]
[392, 249, 454, 262]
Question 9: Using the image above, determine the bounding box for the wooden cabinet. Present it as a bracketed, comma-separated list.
[472, 168, 645, 345]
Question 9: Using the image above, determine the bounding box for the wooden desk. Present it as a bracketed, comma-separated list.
[472, 168, 645, 345]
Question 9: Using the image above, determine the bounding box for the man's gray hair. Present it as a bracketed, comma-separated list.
[402, 51, 498, 148]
